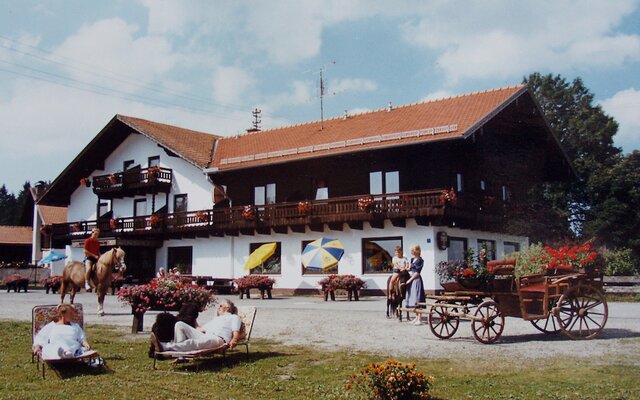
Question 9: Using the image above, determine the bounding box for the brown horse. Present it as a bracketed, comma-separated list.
[60, 248, 126, 316]
[386, 270, 410, 319]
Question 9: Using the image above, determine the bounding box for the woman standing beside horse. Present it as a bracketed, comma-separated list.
[405, 244, 426, 325]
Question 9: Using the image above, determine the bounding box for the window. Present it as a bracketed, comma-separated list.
[480, 180, 486, 191]
[254, 183, 276, 205]
[369, 170, 399, 195]
[302, 240, 338, 275]
[249, 242, 281, 274]
[134, 199, 147, 217]
[167, 246, 192, 275]
[477, 239, 497, 261]
[148, 156, 160, 167]
[503, 241, 520, 256]
[98, 199, 111, 218]
[362, 237, 401, 274]
[448, 237, 467, 261]
[123, 160, 135, 170]
[174, 194, 188, 213]
[502, 185, 510, 202]
[456, 173, 464, 192]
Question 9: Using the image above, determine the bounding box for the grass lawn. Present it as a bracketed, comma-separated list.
[1, 320, 638, 400]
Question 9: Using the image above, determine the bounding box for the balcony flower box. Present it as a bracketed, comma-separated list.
[234, 275, 275, 299]
[297, 201, 313, 215]
[358, 196, 375, 213]
[79, 177, 91, 187]
[195, 210, 209, 222]
[147, 166, 161, 180]
[118, 278, 215, 333]
[318, 274, 366, 301]
[71, 223, 81, 232]
[108, 174, 119, 185]
[109, 218, 119, 229]
[148, 215, 161, 228]
[439, 188, 457, 205]
[242, 205, 257, 221]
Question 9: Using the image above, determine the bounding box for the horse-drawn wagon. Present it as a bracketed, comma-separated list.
[414, 259, 608, 344]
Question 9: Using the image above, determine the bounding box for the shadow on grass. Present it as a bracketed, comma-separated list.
[154, 350, 289, 373]
[45, 362, 114, 379]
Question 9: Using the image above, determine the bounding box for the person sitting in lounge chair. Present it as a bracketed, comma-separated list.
[151, 299, 241, 353]
[32, 304, 91, 359]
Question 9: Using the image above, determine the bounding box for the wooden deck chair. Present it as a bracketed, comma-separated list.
[31, 304, 103, 378]
[152, 306, 257, 370]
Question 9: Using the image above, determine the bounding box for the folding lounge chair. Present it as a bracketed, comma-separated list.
[31, 304, 103, 378]
[152, 306, 256, 370]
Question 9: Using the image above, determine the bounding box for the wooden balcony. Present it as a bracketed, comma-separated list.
[91, 167, 172, 198]
[50, 189, 507, 242]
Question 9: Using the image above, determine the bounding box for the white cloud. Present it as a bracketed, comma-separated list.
[212, 66, 255, 105]
[54, 18, 179, 92]
[600, 88, 640, 153]
[421, 90, 456, 102]
[328, 78, 377, 95]
[401, 0, 640, 84]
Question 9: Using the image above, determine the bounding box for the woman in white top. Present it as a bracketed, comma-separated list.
[33, 304, 91, 359]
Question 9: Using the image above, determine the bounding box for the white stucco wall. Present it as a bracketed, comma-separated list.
[157, 220, 528, 292]
[67, 133, 212, 222]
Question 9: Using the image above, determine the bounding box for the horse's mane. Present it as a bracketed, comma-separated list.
[98, 247, 126, 264]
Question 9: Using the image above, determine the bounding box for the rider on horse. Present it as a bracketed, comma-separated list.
[83, 228, 101, 290]
[388, 245, 409, 299]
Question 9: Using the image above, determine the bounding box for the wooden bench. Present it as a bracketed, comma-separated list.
[604, 276, 640, 293]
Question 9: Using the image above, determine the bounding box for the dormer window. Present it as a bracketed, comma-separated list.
[148, 156, 160, 167]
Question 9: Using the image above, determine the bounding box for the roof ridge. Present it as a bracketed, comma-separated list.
[116, 114, 222, 138]
[218, 84, 525, 140]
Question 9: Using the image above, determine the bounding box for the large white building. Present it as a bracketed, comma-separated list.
[39, 85, 572, 294]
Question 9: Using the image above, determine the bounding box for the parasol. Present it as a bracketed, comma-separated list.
[244, 242, 277, 271]
[302, 237, 345, 271]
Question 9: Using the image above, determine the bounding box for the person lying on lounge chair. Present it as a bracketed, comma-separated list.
[33, 304, 91, 359]
[151, 299, 241, 353]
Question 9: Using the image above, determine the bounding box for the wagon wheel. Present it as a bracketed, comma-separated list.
[530, 300, 561, 334]
[471, 300, 504, 344]
[555, 284, 608, 340]
[428, 302, 459, 339]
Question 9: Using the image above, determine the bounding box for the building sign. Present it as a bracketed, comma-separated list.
[436, 232, 449, 251]
[72, 238, 117, 248]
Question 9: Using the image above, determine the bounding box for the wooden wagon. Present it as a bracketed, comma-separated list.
[416, 259, 608, 344]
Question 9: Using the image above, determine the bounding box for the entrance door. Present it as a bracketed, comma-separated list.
[122, 247, 156, 281]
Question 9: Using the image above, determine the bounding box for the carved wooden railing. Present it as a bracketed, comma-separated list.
[91, 167, 172, 194]
[50, 188, 505, 238]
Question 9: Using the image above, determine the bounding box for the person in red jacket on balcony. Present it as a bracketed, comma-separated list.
[84, 228, 101, 291]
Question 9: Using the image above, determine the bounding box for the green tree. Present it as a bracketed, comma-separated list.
[586, 151, 640, 256]
[524, 73, 622, 236]
[0, 185, 17, 225]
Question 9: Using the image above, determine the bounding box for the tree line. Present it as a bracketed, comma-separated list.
[0, 182, 31, 226]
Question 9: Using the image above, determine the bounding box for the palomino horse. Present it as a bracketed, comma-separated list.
[386, 270, 410, 320]
[60, 248, 126, 316]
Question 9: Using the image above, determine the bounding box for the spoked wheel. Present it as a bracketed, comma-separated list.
[471, 300, 504, 344]
[428, 303, 460, 339]
[555, 284, 608, 340]
[530, 301, 561, 334]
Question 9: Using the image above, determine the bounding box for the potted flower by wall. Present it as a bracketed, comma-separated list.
[435, 260, 465, 291]
[234, 275, 276, 299]
[318, 274, 366, 301]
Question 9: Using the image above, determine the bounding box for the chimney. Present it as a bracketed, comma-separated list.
[387, 101, 392, 112]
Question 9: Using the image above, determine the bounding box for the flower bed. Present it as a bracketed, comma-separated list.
[318, 274, 367, 292]
[346, 359, 434, 400]
[117, 278, 215, 314]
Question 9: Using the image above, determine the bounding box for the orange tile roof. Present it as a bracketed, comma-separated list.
[39, 205, 67, 225]
[0, 226, 32, 245]
[117, 115, 221, 169]
[212, 85, 526, 170]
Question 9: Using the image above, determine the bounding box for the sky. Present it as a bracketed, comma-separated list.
[1, 0, 639, 194]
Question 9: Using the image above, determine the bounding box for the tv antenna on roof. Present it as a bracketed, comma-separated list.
[247, 108, 261, 132]
[318, 61, 336, 130]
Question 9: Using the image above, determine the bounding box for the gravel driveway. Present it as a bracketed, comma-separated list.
[3, 289, 639, 362]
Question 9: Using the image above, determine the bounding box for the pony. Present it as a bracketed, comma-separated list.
[60, 247, 126, 316]
[386, 270, 410, 320]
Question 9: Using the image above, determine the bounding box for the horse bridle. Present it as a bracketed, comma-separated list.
[111, 248, 126, 272]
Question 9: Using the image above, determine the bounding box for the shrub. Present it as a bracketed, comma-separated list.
[604, 248, 639, 276]
[346, 359, 434, 400]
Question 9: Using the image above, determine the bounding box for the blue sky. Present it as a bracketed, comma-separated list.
[1, 0, 639, 194]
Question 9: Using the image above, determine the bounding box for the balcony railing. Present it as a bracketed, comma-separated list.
[50, 188, 506, 240]
[91, 167, 172, 197]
